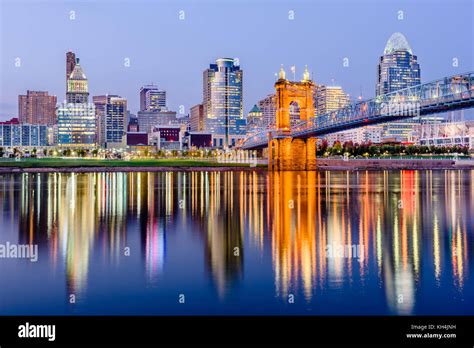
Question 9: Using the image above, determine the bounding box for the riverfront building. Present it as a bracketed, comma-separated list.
[0, 118, 48, 147]
[257, 94, 277, 129]
[325, 125, 384, 145]
[58, 56, 96, 147]
[315, 85, 350, 116]
[18, 90, 57, 125]
[137, 110, 177, 133]
[246, 104, 263, 134]
[376, 32, 422, 143]
[93, 95, 127, 148]
[203, 58, 245, 148]
[419, 121, 474, 149]
[56, 103, 96, 146]
[190, 104, 204, 132]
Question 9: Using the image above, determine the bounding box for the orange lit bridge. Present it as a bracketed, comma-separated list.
[240, 70, 474, 170]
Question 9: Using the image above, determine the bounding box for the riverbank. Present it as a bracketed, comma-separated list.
[1, 158, 474, 173]
[0, 158, 266, 173]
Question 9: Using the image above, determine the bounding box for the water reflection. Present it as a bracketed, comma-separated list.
[0, 169, 472, 315]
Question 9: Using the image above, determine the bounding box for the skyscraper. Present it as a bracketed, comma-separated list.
[58, 56, 96, 147]
[315, 85, 350, 116]
[18, 90, 57, 125]
[139, 85, 166, 111]
[93, 95, 127, 148]
[190, 103, 204, 132]
[376, 32, 420, 96]
[66, 58, 89, 104]
[203, 58, 244, 148]
[376, 32, 421, 142]
[66, 51, 76, 84]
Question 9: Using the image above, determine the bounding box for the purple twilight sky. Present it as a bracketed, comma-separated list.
[0, 0, 473, 121]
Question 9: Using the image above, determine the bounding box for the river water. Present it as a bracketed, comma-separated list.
[0, 170, 472, 315]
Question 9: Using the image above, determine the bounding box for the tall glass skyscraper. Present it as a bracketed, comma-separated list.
[93, 95, 127, 148]
[376, 32, 420, 96]
[376, 32, 421, 142]
[203, 58, 244, 148]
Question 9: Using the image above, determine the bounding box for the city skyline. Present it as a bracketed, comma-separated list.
[1, 0, 472, 121]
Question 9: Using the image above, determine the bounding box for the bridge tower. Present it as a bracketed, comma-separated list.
[269, 65, 317, 171]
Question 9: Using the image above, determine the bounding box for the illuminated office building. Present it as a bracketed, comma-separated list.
[58, 56, 96, 146]
[376, 32, 422, 143]
[315, 85, 350, 116]
[137, 110, 177, 133]
[57, 103, 96, 146]
[93, 95, 127, 148]
[257, 94, 277, 129]
[203, 58, 245, 148]
[190, 103, 204, 132]
[0, 118, 48, 147]
[376, 33, 420, 96]
[18, 90, 57, 125]
[140, 85, 166, 111]
[246, 104, 263, 134]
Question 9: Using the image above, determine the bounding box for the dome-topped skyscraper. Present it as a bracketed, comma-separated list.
[377, 32, 420, 96]
[383, 32, 413, 55]
[376, 32, 421, 143]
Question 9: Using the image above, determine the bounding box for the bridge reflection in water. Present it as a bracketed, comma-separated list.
[0, 170, 472, 315]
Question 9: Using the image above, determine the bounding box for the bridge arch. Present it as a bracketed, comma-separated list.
[275, 76, 315, 131]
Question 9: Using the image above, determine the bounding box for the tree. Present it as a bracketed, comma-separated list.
[331, 141, 343, 156]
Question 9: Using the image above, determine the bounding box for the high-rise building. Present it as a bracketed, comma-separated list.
[203, 58, 244, 148]
[66, 58, 89, 104]
[137, 110, 177, 133]
[57, 103, 96, 147]
[315, 85, 350, 116]
[376, 33, 422, 143]
[66, 51, 76, 84]
[0, 118, 48, 148]
[58, 56, 96, 147]
[376, 33, 420, 96]
[316, 85, 353, 145]
[139, 85, 166, 111]
[190, 104, 204, 132]
[257, 94, 277, 129]
[93, 95, 127, 148]
[18, 90, 57, 125]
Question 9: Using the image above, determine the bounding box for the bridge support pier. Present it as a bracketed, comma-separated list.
[269, 137, 317, 171]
